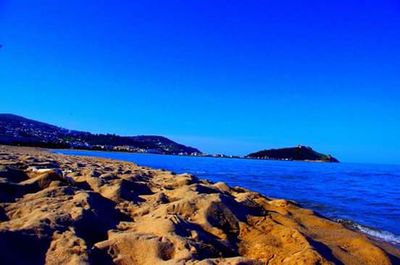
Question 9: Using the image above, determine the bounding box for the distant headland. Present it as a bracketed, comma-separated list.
[246, 145, 339, 162]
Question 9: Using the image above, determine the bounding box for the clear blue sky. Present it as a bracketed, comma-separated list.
[1, 1, 400, 164]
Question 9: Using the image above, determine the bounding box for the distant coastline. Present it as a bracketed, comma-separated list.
[51, 147, 335, 162]
[1, 113, 339, 163]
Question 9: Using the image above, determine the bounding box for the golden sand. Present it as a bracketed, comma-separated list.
[0, 146, 399, 265]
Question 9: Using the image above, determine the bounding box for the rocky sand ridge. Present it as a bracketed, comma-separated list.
[0, 146, 399, 265]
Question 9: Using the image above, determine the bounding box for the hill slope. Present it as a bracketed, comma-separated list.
[0, 114, 201, 155]
[246, 145, 339, 162]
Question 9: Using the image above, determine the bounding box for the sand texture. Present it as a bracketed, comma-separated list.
[0, 146, 399, 265]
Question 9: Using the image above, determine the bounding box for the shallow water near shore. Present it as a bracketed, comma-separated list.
[55, 149, 400, 246]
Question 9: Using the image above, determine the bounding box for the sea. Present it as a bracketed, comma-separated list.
[54, 149, 400, 247]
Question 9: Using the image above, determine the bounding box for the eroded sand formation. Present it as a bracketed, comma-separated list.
[0, 146, 399, 265]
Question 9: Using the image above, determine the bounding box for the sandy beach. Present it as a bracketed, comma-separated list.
[0, 145, 399, 265]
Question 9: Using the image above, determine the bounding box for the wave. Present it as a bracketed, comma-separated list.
[335, 218, 400, 246]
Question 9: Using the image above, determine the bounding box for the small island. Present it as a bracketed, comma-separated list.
[246, 145, 339, 162]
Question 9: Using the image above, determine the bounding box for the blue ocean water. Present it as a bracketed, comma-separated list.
[55, 149, 400, 246]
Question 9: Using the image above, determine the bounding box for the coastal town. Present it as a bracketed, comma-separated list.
[0, 114, 201, 155]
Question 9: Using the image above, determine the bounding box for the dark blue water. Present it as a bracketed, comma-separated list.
[55, 149, 400, 245]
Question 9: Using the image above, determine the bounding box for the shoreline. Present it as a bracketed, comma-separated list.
[0, 145, 399, 264]
[52, 147, 400, 168]
[53, 148, 400, 247]
[5, 143, 339, 163]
